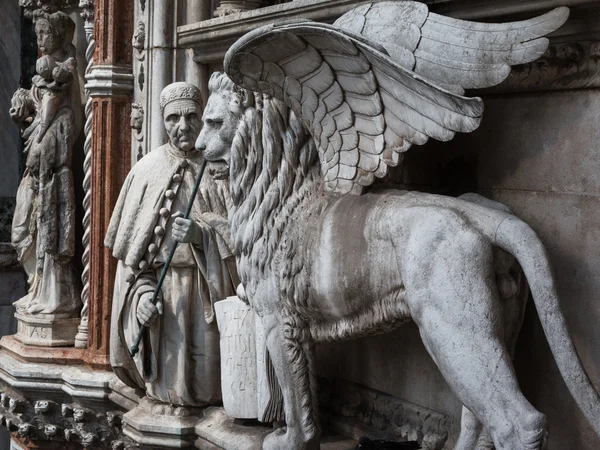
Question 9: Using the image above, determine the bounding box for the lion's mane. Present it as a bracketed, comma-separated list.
[227, 90, 332, 439]
[229, 94, 328, 300]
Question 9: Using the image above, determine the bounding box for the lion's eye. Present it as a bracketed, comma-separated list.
[206, 119, 222, 129]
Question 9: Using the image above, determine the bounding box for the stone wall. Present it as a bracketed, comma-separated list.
[318, 87, 600, 449]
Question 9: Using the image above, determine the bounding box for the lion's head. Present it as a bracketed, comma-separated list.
[196, 72, 254, 180]
[201, 73, 323, 302]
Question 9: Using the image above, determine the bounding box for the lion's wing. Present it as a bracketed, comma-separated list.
[334, 2, 570, 94]
[225, 22, 483, 195]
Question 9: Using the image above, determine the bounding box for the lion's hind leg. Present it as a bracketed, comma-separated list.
[404, 225, 546, 450]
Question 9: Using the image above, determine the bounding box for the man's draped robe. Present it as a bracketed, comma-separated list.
[105, 144, 236, 406]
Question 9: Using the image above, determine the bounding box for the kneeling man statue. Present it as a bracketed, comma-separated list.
[105, 82, 237, 409]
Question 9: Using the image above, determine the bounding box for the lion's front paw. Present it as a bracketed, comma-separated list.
[262, 428, 319, 450]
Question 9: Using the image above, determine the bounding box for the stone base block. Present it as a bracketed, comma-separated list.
[195, 408, 357, 450]
[0, 335, 86, 364]
[14, 313, 80, 347]
[123, 402, 200, 449]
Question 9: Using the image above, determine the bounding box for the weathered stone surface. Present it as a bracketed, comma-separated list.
[488, 189, 600, 450]
[122, 400, 200, 449]
[0, 335, 86, 365]
[215, 297, 259, 419]
[14, 314, 80, 347]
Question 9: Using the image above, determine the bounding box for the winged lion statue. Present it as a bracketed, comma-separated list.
[194, 2, 600, 449]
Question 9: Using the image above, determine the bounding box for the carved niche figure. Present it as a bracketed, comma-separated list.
[130, 102, 144, 137]
[132, 21, 145, 51]
[197, 3, 600, 450]
[9, 10, 82, 322]
[105, 82, 237, 409]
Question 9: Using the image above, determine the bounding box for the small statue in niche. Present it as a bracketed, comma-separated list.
[199, 2, 600, 449]
[132, 21, 145, 61]
[130, 102, 144, 141]
[106, 82, 237, 410]
[9, 10, 82, 331]
[132, 21, 145, 51]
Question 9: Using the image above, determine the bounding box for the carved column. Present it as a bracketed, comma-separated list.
[74, 0, 95, 349]
[84, 0, 133, 367]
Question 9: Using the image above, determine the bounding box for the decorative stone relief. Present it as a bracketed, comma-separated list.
[132, 21, 145, 60]
[19, 0, 79, 18]
[131, 102, 144, 162]
[10, 8, 83, 346]
[214, 0, 268, 17]
[0, 391, 132, 448]
[199, 2, 600, 449]
[130, 102, 144, 140]
[105, 82, 237, 419]
[322, 378, 453, 450]
[491, 41, 600, 92]
[138, 63, 144, 91]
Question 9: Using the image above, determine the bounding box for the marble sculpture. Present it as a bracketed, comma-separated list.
[194, 2, 600, 449]
[9, 10, 82, 345]
[105, 82, 237, 409]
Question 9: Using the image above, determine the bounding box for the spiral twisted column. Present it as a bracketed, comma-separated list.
[75, 17, 96, 349]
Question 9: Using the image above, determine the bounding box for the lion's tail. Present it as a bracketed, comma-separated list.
[494, 216, 600, 436]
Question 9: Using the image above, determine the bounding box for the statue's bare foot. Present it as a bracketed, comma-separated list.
[262, 428, 319, 450]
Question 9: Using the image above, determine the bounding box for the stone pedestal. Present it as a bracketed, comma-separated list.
[14, 313, 80, 347]
[123, 402, 200, 449]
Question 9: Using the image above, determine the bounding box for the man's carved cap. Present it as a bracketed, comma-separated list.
[159, 82, 202, 115]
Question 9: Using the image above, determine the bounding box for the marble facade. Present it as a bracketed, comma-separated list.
[0, 0, 599, 449]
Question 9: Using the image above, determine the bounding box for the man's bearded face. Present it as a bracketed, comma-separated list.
[163, 99, 202, 152]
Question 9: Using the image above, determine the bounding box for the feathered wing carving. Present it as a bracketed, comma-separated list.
[334, 2, 570, 94]
[224, 4, 569, 195]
